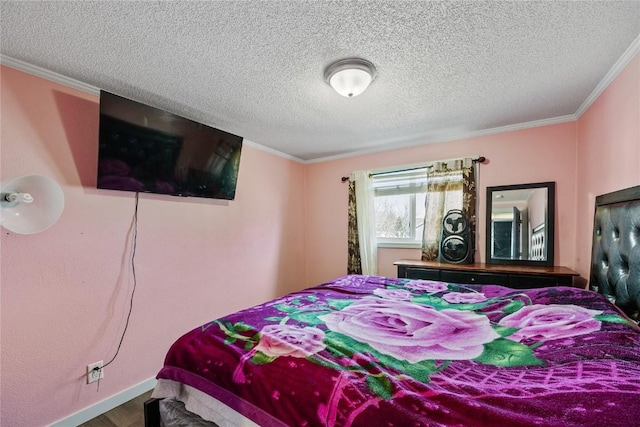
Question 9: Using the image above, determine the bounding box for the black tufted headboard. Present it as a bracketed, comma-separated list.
[590, 185, 640, 321]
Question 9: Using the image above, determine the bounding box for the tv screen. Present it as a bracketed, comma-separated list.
[97, 91, 243, 200]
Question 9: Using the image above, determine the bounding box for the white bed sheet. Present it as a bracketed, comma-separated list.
[152, 378, 260, 427]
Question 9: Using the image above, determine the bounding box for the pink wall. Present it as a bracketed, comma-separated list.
[0, 66, 307, 426]
[305, 123, 578, 285]
[574, 54, 640, 278]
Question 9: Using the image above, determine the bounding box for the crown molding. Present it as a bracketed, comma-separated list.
[242, 140, 305, 163]
[303, 114, 576, 164]
[574, 33, 640, 118]
[1, 55, 100, 96]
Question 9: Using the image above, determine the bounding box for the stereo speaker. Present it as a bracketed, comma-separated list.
[438, 209, 473, 264]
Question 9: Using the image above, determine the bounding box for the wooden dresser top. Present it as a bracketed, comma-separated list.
[394, 259, 580, 277]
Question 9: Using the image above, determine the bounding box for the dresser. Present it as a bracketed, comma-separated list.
[394, 259, 580, 289]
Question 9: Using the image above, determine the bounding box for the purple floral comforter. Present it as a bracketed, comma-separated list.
[157, 275, 640, 427]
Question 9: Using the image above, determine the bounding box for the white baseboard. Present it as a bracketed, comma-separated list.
[49, 377, 157, 427]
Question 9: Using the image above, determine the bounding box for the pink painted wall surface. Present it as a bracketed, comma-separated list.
[305, 123, 578, 286]
[0, 66, 307, 426]
[575, 54, 640, 279]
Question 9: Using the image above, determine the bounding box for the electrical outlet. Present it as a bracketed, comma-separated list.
[87, 361, 104, 384]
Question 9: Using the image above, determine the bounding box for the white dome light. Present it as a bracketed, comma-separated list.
[324, 58, 377, 98]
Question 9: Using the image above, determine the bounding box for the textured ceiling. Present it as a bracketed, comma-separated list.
[1, 1, 639, 162]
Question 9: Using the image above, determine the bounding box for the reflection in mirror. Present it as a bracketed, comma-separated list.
[486, 182, 555, 266]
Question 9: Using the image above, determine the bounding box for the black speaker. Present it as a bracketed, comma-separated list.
[439, 209, 473, 264]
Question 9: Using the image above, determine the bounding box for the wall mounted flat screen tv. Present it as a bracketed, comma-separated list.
[97, 91, 243, 200]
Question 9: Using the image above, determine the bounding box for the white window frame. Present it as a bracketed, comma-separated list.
[373, 165, 430, 249]
[371, 157, 477, 250]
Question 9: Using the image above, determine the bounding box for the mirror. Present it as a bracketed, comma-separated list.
[485, 182, 555, 266]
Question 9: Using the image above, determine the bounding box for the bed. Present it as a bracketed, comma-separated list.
[145, 185, 640, 427]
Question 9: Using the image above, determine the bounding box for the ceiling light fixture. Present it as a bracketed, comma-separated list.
[324, 58, 377, 98]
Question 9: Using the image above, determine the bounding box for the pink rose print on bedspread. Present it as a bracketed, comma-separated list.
[319, 298, 500, 362]
[442, 292, 487, 304]
[233, 324, 326, 383]
[404, 280, 448, 292]
[255, 324, 326, 358]
[498, 304, 602, 342]
[373, 288, 412, 300]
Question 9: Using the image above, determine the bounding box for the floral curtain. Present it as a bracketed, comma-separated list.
[347, 171, 377, 275]
[347, 180, 362, 274]
[421, 158, 477, 261]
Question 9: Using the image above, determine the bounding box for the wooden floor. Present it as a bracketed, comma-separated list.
[79, 390, 152, 427]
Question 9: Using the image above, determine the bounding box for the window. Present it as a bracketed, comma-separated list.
[373, 166, 465, 248]
[373, 168, 429, 247]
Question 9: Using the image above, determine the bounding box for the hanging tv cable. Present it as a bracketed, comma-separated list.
[91, 192, 139, 389]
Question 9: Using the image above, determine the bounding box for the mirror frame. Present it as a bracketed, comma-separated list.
[485, 181, 555, 266]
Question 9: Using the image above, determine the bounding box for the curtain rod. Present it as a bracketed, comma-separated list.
[340, 156, 486, 182]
